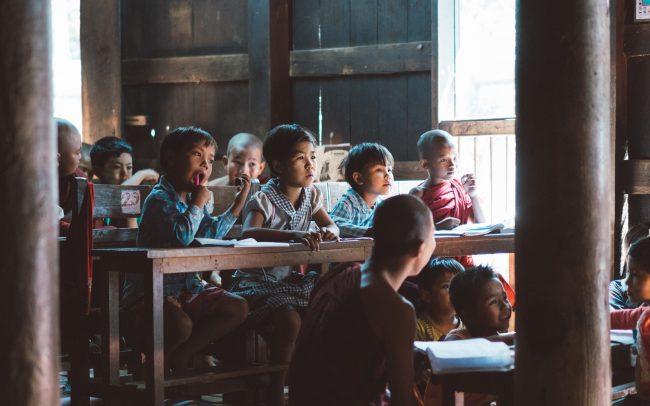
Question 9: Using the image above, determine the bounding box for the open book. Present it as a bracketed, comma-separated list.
[414, 338, 514, 374]
[192, 238, 291, 248]
[435, 223, 505, 237]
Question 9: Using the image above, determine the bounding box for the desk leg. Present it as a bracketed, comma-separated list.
[144, 261, 165, 405]
[101, 268, 120, 403]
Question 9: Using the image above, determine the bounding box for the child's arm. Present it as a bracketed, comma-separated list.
[611, 306, 645, 330]
[462, 174, 487, 223]
[242, 210, 322, 251]
[122, 169, 159, 186]
[225, 173, 251, 218]
[312, 208, 340, 241]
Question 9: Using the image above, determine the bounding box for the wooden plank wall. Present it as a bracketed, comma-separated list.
[292, 0, 432, 161]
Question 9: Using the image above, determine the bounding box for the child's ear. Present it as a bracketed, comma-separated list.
[222, 155, 229, 168]
[419, 159, 429, 170]
[258, 161, 266, 173]
[351, 171, 363, 186]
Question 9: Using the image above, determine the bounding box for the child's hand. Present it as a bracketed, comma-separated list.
[191, 185, 211, 208]
[209, 271, 222, 287]
[436, 217, 461, 230]
[461, 173, 479, 198]
[292, 230, 322, 251]
[319, 227, 339, 241]
[234, 174, 251, 201]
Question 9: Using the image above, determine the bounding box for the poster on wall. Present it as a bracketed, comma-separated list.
[635, 0, 650, 22]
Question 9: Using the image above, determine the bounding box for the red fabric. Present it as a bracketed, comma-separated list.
[611, 306, 650, 397]
[67, 181, 94, 315]
[496, 273, 516, 308]
[419, 179, 473, 225]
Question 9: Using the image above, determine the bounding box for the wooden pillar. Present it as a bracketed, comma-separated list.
[0, 1, 59, 405]
[81, 0, 121, 143]
[515, 0, 611, 404]
[248, 0, 291, 137]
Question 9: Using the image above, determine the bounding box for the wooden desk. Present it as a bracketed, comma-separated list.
[92, 234, 515, 405]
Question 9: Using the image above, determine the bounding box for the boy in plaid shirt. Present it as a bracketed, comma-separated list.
[329, 143, 394, 237]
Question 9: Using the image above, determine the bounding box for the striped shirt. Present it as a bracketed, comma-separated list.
[329, 187, 379, 238]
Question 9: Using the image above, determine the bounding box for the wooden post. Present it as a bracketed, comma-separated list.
[0, 0, 59, 405]
[515, 0, 611, 404]
[248, 0, 291, 137]
[81, 0, 121, 143]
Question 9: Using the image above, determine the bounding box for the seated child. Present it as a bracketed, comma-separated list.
[231, 123, 340, 364]
[122, 127, 250, 375]
[415, 257, 465, 341]
[445, 265, 513, 342]
[329, 142, 394, 237]
[57, 118, 83, 235]
[208, 132, 265, 187]
[609, 222, 650, 310]
[410, 129, 486, 268]
[289, 194, 436, 406]
[610, 236, 650, 399]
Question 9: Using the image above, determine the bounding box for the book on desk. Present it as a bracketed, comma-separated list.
[434, 223, 508, 237]
[415, 338, 514, 374]
[192, 238, 291, 248]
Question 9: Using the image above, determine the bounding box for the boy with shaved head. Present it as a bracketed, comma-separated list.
[208, 132, 265, 187]
[57, 118, 84, 234]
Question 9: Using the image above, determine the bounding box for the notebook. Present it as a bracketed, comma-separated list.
[193, 238, 291, 248]
[434, 223, 505, 237]
[414, 338, 514, 374]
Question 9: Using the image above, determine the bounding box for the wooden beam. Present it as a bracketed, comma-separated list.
[516, 0, 611, 404]
[624, 23, 650, 56]
[122, 54, 249, 85]
[289, 42, 432, 78]
[393, 161, 427, 180]
[247, 0, 291, 136]
[625, 159, 650, 194]
[439, 119, 516, 136]
[81, 0, 121, 142]
[0, 0, 59, 404]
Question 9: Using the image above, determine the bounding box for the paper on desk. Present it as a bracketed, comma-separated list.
[193, 238, 290, 248]
[611, 329, 635, 345]
[415, 338, 514, 374]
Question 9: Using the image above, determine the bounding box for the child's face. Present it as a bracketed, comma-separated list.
[420, 271, 456, 315]
[172, 142, 216, 191]
[98, 152, 133, 185]
[276, 140, 316, 187]
[356, 163, 394, 196]
[422, 141, 457, 183]
[626, 256, 650, 302]
[224, 146, 265, 185]
[58, 135, 82, 177]
[468, 277, 512, 335]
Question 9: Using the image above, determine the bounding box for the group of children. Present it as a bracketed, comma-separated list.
[57, 117, 520, 404]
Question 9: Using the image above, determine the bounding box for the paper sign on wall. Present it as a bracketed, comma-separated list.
[121, 190, 141, 215]
[636, 0, 650, 22]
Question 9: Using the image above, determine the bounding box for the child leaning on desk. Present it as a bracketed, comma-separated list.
[610, 236, 650, 400]
[122, 127, 250, 376]
[230, 123, 340, 365]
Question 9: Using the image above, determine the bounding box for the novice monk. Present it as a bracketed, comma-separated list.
[208, 132, 265, 186]
[611, 236, 650, 399]
[415, 258, 465, 341]
[329, 142, 394, 237]
[289, 194, 436, 406]
[57, 118, 84, 234]
[609, 223, 650, 310]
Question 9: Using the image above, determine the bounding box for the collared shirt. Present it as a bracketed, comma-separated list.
[122, 176, 236, 307]
[329, 187, 379, 238]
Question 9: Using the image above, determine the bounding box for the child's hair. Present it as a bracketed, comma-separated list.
[263, 124, 317, 177]
[227, 132, 264, 158]
[416, 257, 464, 293]
[629, 236, 650, 270]
[416, 129, 453, 160]
[449, 265, 498, 316]
[90, 136, 133, 171]
[341, 143, 394, 189]
[625, 223, 650, 251]
[371, 194, 432, 262]
[159, 127, 217, 174]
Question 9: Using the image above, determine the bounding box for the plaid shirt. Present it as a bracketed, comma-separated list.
[329, 187, 379, 237]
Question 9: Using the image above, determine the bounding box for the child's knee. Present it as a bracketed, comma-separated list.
[165, 306, 193, 344]
[222, 293, 249, 323]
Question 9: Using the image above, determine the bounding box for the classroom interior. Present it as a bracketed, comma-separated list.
[2, 0, 649, 405]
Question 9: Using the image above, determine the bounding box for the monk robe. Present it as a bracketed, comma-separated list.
[289, 263, 389, 406]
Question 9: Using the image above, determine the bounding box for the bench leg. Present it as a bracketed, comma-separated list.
[144, 263, 165, 406]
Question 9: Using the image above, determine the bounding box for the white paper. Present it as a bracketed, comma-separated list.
[416, 338, 514, 374]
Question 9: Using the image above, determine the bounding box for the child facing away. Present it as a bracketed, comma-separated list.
[122, 127, 250, 376]
[289, 194, 436, 406]
[609, 222, 650, 310]
[410, 129, 486, 268]
[57, 118, 84, 234]
[445, 265, 513, 343]
[230, 123, 340, 364]
[208, 132, 266, 187]
[610, 236, 650, 399]
[329, 142, 394, 237]
[415, 257, 465, 341]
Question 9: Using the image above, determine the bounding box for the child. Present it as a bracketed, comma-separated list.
[57, 118, 83, 234]
[208, 132, 265, 187]
[90, 136, 159, 187]
[329, 142, 394, 237]
[611, 236, 650, 399]
[410, 129, 486, 268]
[289, 194, 436, 405]
[231, 123, 340, 364]
[123, 127, 250, 375]
[415, 257, 465, 341]
[609, 223, 650, 310]
[445, 265, 513, 342]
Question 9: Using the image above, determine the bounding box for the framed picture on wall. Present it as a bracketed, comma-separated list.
[634, 0, 650, 22]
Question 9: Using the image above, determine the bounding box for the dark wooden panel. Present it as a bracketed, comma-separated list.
[440, 119, 516, 136]
[321, 78, 351, 145]
[291, 80, 320, 135]
[349, 77, 379, 147]
[407, 0, 431, 42]
[378, 0, 408, 44]
[406, 73, 432, 159]
[624, 23, 650, 56]
[627, 57, 650, 156]
[377, 77, 409, 160]
[319, 0, 351, 48]
[394, 161, 427, 180]
[81, 0, 121, 142]
[350, 0, 378, 46]
[192, 0, 248, 54]
[629, 196, 650, 225]
[122, 54, 249, 85]
[292, 0, 321, 50]
[289, 42, 432, 77]
[625, 159, 650, 194]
